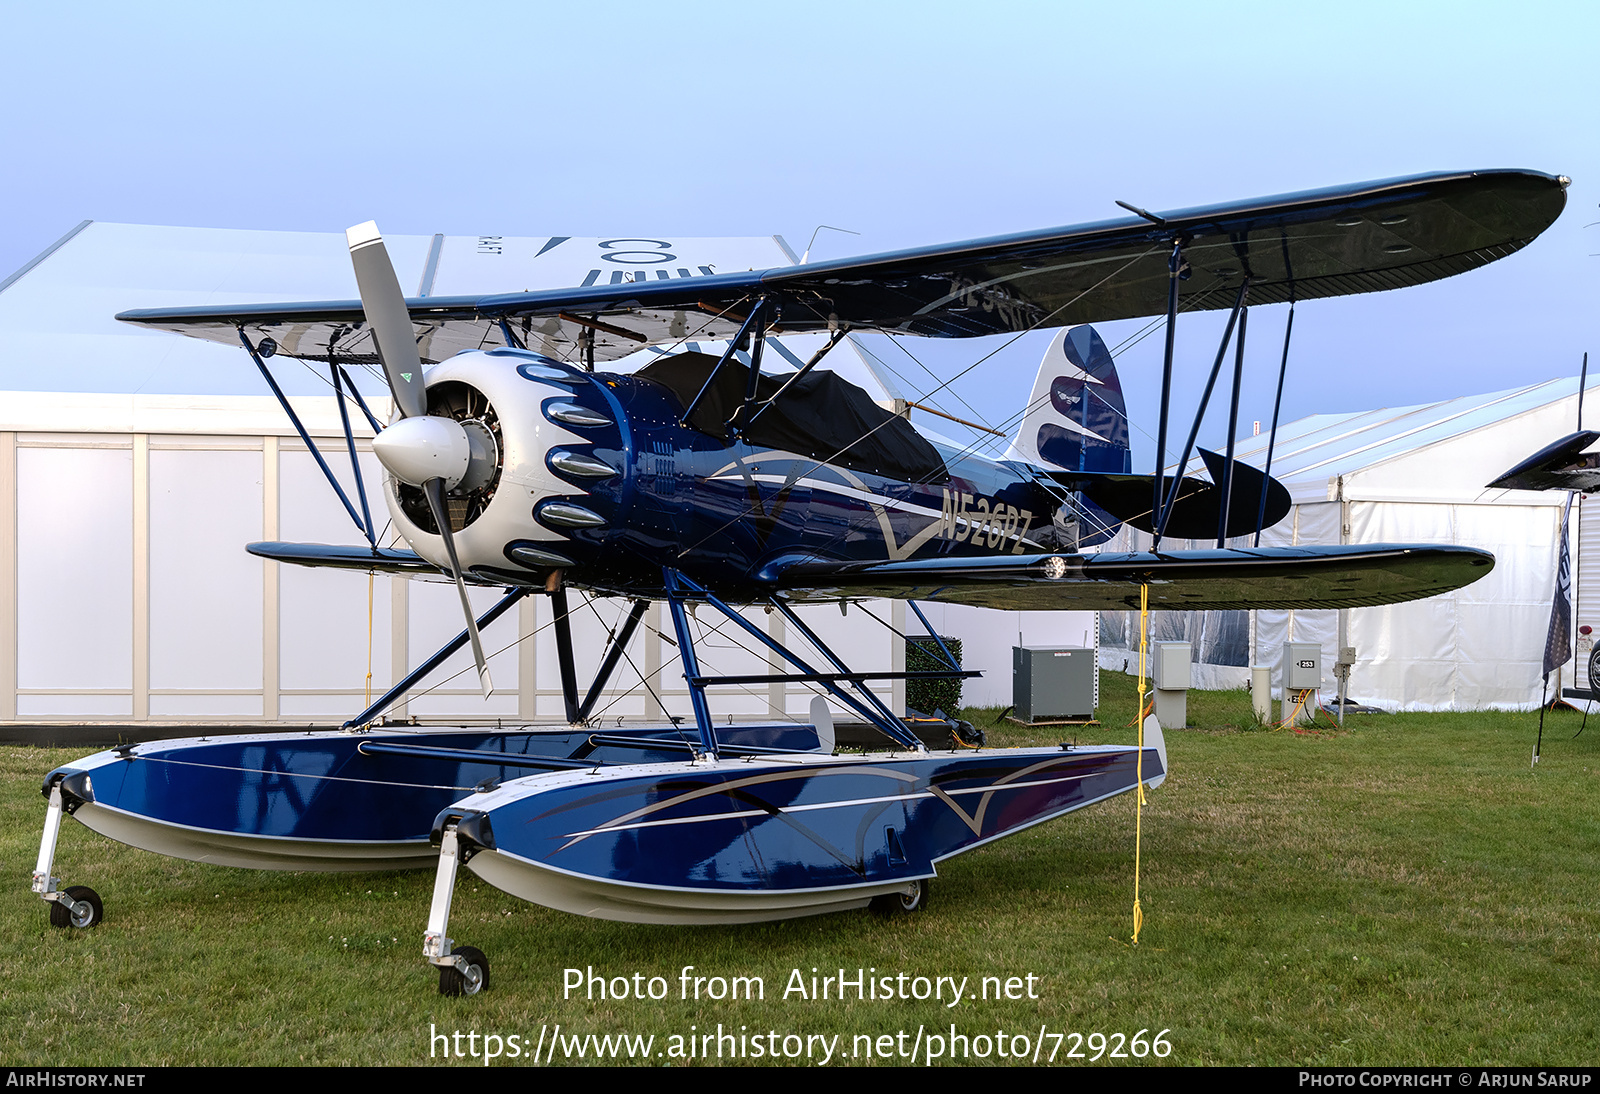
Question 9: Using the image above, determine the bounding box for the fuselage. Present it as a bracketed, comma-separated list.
[390, 348, 1064, 599]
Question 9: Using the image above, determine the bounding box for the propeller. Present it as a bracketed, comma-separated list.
[347, 221, 493, 698]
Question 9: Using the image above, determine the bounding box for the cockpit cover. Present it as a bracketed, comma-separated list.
[635, 353, 947, 482]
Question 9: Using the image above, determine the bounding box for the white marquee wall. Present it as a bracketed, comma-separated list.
[0, 399, 908, 728]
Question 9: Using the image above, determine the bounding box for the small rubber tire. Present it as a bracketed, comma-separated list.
[50, 886, 102, 929]
[869, 880, 928, 916]
[438, 945, 489, 997]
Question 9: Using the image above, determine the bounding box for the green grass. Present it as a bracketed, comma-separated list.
[3, 673, 1597, 1066]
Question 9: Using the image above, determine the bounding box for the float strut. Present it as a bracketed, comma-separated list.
[31, 782, 65, 904]
[577, 600, 650, 722]
[423, 825, 461, 966]
[343, 588, 529, 728]
[550, 587, 582, 725]
[662, 573, 720, 758]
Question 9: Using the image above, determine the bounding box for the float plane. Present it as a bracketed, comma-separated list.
[33, 169, 1566, 994]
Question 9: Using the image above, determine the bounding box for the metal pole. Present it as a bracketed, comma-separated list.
[1580, 352, 1590, 431]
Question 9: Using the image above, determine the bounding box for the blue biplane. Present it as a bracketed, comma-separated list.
[33, 169, 1565, 994]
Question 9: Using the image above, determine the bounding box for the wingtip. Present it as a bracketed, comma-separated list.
[346, 221, 382, 251]
[478, 667, 494, 699]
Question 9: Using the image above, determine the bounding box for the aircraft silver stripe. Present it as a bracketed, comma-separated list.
[560, 770, 1096, 839]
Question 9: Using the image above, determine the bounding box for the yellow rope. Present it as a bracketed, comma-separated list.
[1132, 582, 1148, 945]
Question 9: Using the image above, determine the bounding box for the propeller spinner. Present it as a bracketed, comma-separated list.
[346, 221, 494, 698]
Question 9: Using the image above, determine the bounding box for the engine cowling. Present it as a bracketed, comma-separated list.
[381, 349, 632, 583]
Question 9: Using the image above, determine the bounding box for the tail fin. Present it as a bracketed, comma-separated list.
[1007, 325, 1131, 545]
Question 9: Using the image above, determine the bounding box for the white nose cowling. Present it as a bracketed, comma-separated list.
[372, 415, 471, 489]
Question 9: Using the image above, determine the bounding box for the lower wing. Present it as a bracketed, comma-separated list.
[249, 540, 1494, 610]
[768, 544, 1493, 611]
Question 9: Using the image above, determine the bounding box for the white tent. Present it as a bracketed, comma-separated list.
[1101, 376, 1596, 711]
[0, 221, 1093, 727]
[0, 223, 904, 728]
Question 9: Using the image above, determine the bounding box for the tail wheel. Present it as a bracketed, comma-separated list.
[49, 886, 103, 929]
[870, 880, 928, 916]
[438, 945, 490, 996]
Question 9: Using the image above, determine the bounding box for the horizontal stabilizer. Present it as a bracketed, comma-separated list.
[1487, 430, 1600, 493]
[1048, 448, 1291, 539]
[772, 544, 1493, 612]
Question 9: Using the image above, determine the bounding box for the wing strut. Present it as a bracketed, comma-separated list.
[1216, 289, 1251, 546]
[1255, 231, 1299, 546]
[1255, 301, 1295, 545]
[1155, 277, 1250, 543]
[329, 361, 376, 545]
[1151, 239, 1185, 547]
[239, 329, 375, 546]
[746, 328, 846, 426]
[577, 599, 651, 723]
[681, 297, 770, 424]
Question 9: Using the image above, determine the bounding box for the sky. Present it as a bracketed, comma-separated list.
[2, 0, 1595, 470]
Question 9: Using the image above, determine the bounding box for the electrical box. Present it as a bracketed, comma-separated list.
[1013, 647, 1096, 722]
[1281, 642, 1322, 690]
[1152, 642, 1191, 690]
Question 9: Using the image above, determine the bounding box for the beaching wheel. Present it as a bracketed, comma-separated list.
[49, 886, 102, 929]
[870, 880, 928, 916]
[438, 945, 489, 996]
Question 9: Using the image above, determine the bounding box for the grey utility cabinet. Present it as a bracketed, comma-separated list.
[1013, 646, 1096, 722]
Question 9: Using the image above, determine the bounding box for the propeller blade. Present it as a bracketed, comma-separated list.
[346, 221, 427, 419]
[423, 478, 493, 698]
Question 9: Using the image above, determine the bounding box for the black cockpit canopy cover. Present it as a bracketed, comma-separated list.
[635, 353, 948, 482]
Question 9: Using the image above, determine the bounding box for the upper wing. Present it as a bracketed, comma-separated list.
[116, 170, 1565, 362]
[770, 544, 1494, 611]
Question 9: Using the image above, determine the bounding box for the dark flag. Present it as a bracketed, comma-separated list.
[1536, 492, 1577, 766]
[1543, 493, 1576, 677]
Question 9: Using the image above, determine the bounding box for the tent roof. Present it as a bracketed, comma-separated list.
[0, 221, 897, 404]
[1178, 376, 1598, 506]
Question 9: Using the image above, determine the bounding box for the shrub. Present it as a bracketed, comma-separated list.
[906, 636, 963, 716]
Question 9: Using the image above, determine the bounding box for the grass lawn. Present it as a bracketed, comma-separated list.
[3, 672, 1596, 1066]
